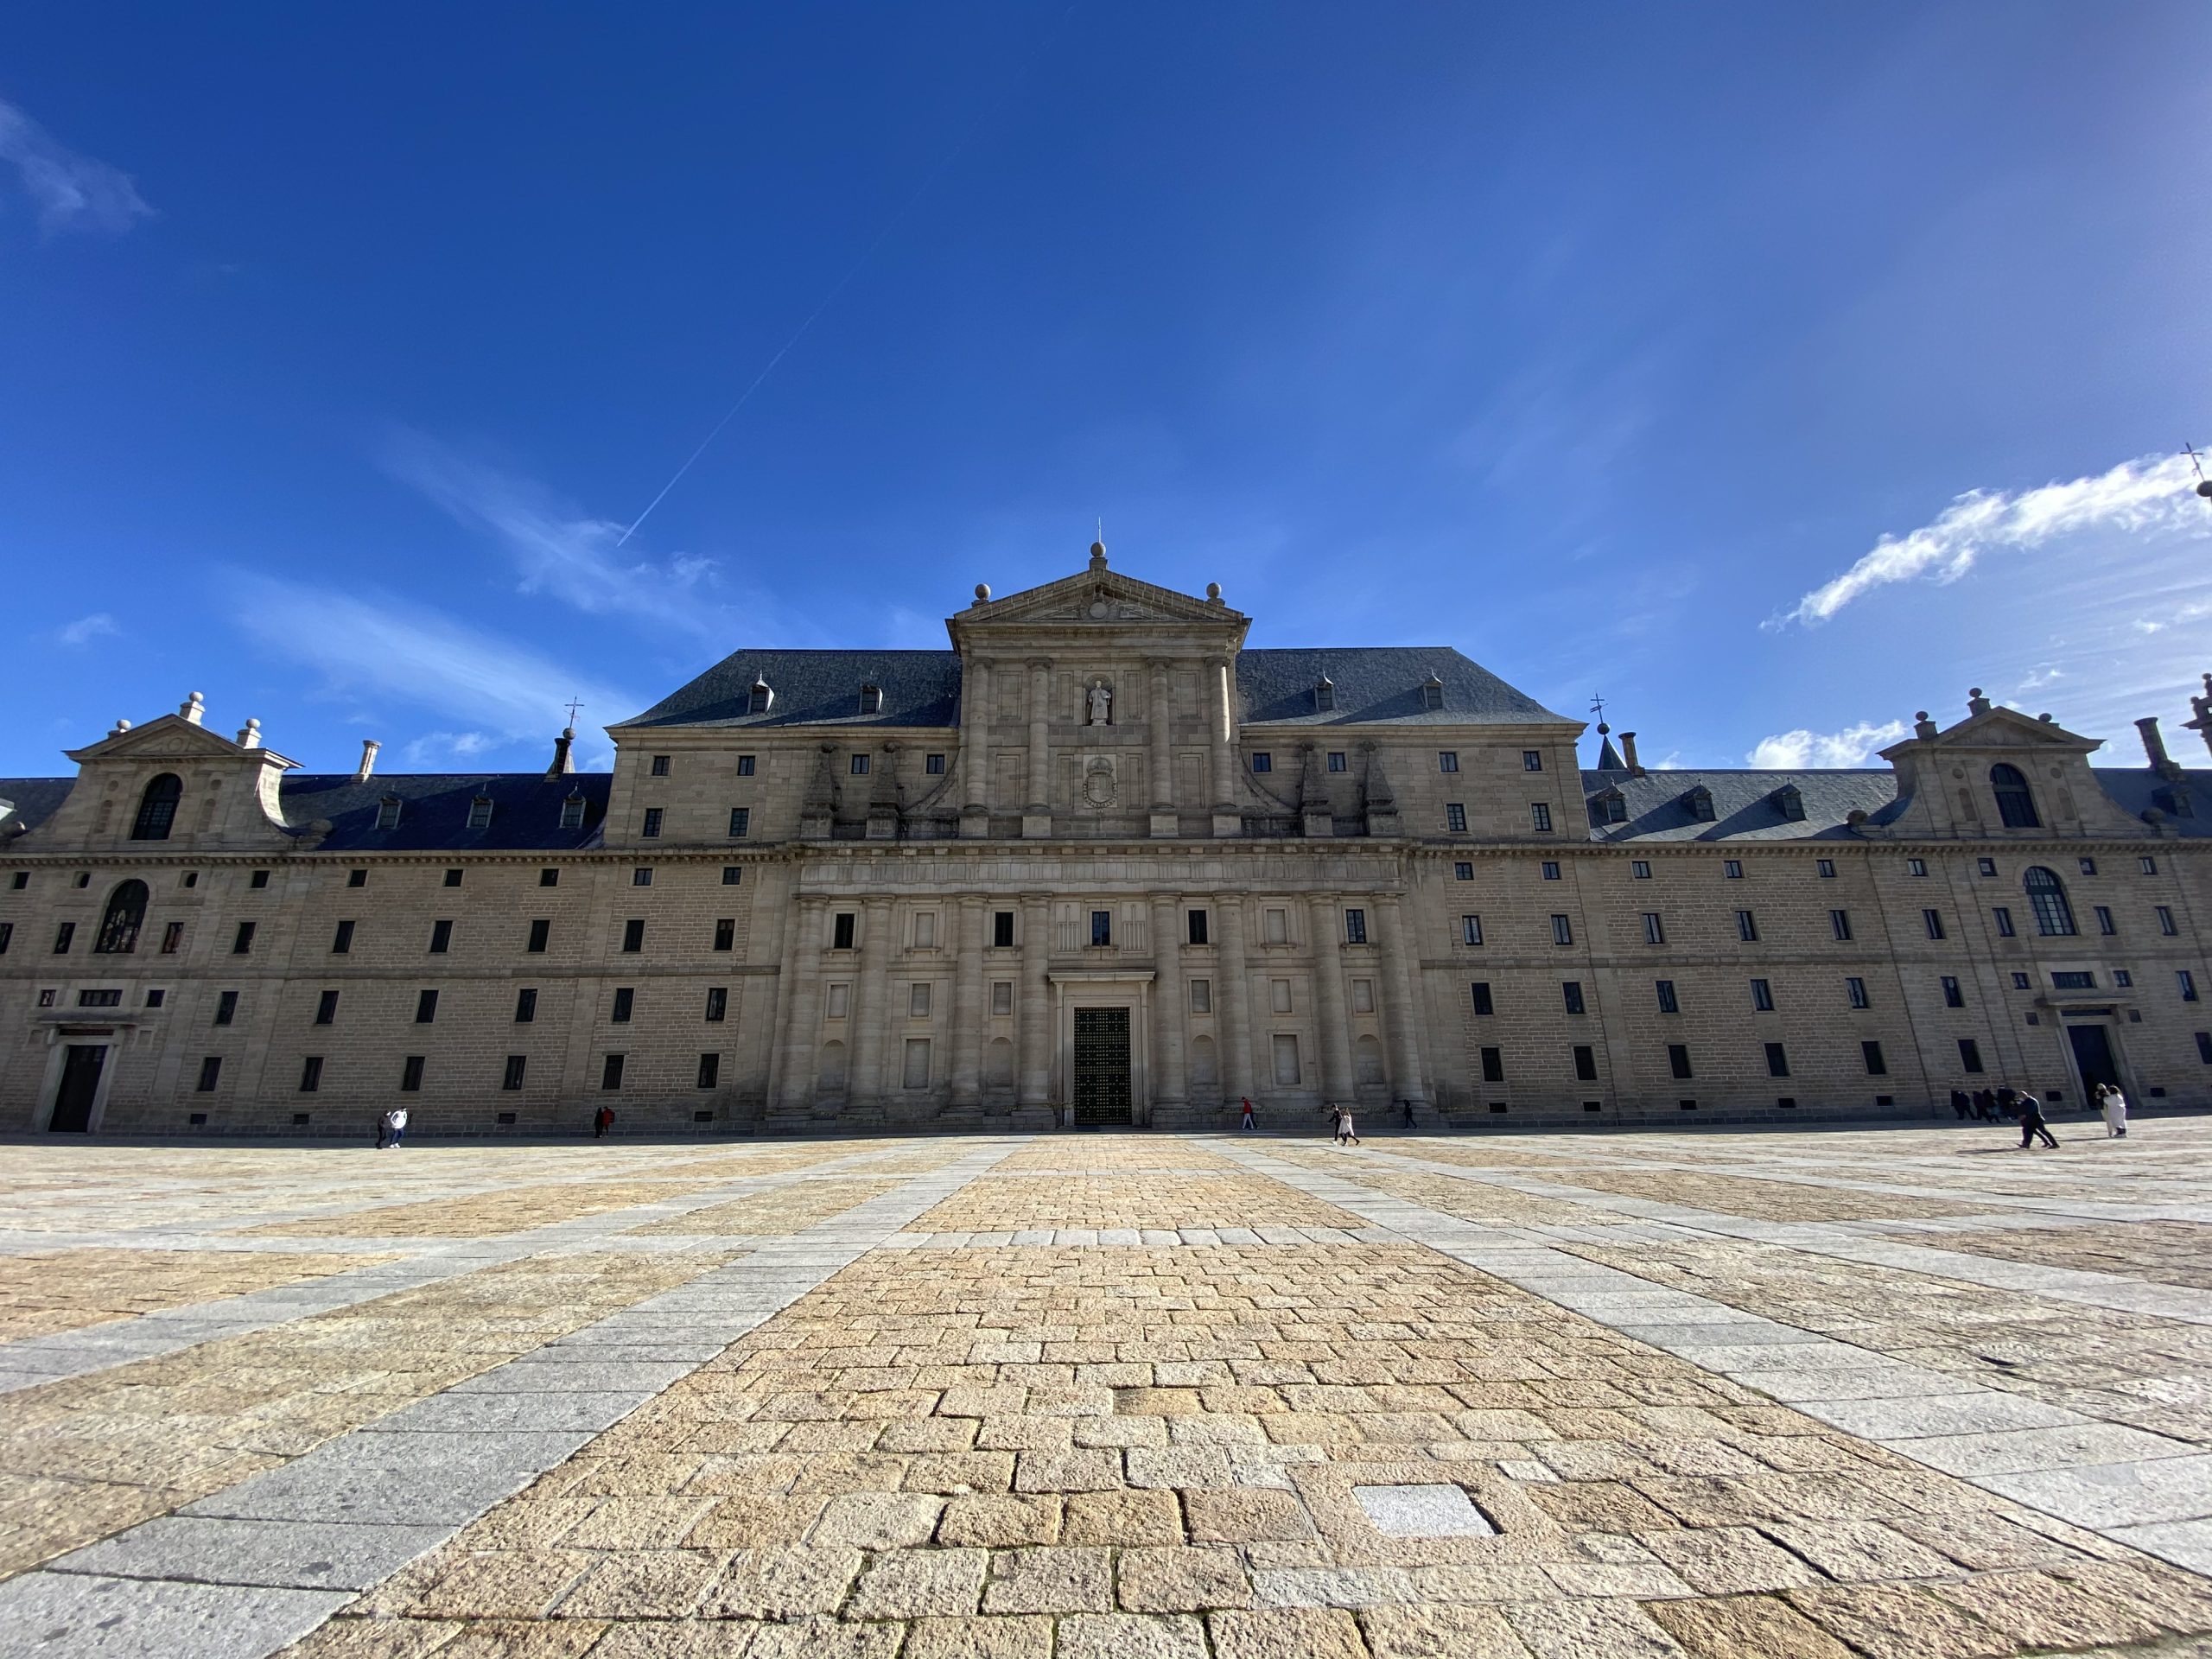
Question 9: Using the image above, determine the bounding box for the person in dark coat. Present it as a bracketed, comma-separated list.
[2012, 1090, 2058, 1149]
[1950, 1089, 1971, 1120]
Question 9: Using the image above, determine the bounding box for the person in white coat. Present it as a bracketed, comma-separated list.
[2096, 1083, 2129, 1139]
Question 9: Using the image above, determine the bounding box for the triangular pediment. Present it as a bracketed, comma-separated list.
[1881, 703, 2101, 764]
[948, 561, 1249, 645]
[66, 713, 299, 768]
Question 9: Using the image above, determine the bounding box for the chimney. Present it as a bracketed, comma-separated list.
[354, 740, 380, 783]
[1619, 730, 1645, 777]
[2137, 716, 2183, 781]
[180, 690, 206, 726]
[546, 726, 576, 779]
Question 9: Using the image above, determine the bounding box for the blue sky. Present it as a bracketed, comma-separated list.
[6, 2, 2212, 779]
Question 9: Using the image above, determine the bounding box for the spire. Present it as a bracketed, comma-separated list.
[1595, 722, 1624, 772]
[546, 727, 576, 778]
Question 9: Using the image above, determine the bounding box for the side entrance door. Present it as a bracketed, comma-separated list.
[2066, 1023, 2120, 1100]
[49, 1044, 105, 1133]
[1071, 1008, 1133, 1127]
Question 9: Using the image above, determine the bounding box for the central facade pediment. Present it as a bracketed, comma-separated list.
[947, 556, 1249, 652]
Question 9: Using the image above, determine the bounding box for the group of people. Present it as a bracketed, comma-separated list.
[1230, 1096, 1420, 1144]
[372, 1106, 407, 1148]
[1948, 1082, 2132, 1147]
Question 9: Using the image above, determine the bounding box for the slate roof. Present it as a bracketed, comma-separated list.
[1237, 648, 1573, 728]
[618, 651, 963, 731]
[1581, 768, 1900, 842]
[274, 773, 612, 852]
[0, 779, 73, 836]
[2088, 768, 2212, 839]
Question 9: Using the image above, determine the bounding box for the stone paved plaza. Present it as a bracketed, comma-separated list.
[9, 1121, 2212, 1656]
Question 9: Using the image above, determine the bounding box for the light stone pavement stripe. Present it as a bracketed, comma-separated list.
[1209, 1136, 2212, 1583]
[0, 1149, 919, 1395]
[1364, 1144, 2212, 1327]
[0, 1141, 1019, 1659]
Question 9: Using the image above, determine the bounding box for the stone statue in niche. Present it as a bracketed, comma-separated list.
[1086, 680, 1113, 726]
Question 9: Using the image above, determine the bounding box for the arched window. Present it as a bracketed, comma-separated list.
[130, 774, 181, 841]
[2024, 866, 2075, 937]
[1991, 763, 2040, 829]
[94, 880, 148, 954]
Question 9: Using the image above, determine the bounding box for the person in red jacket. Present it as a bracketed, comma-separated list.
[594, 1105, 613, 1139]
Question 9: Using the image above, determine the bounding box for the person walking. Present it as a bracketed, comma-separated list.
[1334, 1103, 1360, 1147]
[2097, 1083, 2129, 1139]
[1401, 1098, 1417, 1130]
[1239, 1096, 1255, 1132]
[594, 1104, 614, 1140]
[2013, 1090, 2057, 1150]
[386, 1105, 408, 1148]
[374, 1109, 391, 1150]
[1950, 1089, 1971, 1121]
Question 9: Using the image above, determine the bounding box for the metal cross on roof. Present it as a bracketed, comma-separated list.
[563, 697, 585, 728]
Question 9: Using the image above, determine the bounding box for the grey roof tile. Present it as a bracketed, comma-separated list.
[1237, 647, 1573, 727]
[275, 774, 611, 852]
[1581, 768, 1899, 842]
[617, 650, 962, 731]
[0, 778, 73, 836]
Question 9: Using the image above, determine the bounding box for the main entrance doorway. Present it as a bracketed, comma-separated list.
[2067, 1023, 2120, 1097]
[49, 1044, 105, 1133]
[1071, 1008, 1132, 1126]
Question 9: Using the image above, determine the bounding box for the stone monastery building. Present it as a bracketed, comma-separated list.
[7, 545, 2212, 1136]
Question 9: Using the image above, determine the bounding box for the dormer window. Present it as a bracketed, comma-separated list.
[467, 797, 493, 830]
[860, 683, 883, 715]
[1991, 763, 2039, 829]
[747, 676, 773, 716]
[1770, 784, 1805, 822]
[1591, 788, 1627, 825]
[1421, 675, 1445, 712]
[130, 773, 182, 842]
[559, 793, 585, 830]
[1683, 785, 1715, 822]
[1315, 677, 1335, 713]
[375, 796, 402, 830]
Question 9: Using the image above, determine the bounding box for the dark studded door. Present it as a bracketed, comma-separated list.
[1071, 1008, 1133, 1126]
[49, 1044, 105, 1133]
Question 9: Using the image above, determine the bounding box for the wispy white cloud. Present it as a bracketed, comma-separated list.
[401, 731, 500, 767]
[0, 98, 152, 236]
[1746, 719, 1909, 769]
[225, 572, 641, 745]
[1770, 452, 2208, 630]
[55, 612, 118, 646]
[380, 430, 728, 639]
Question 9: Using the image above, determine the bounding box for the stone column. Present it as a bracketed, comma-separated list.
[1378, 892, 1428, 1107]
[772, 897, 825, 1111]
[950, 894, 984, 1107]
[849, 896, 893, 1109]
[1217, 896, 1256, 1101]
[960, 662, 990, 837]
[1018, 892, 1052, 1116]
[1147, 658, 1176, 837]
[1208, 654, 1239, 837]
[1023, 658, 1052, 836]
[1307, 893, 1355, 1101]
[1149, 893, 1187, 1120]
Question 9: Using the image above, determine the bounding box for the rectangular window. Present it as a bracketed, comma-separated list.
[416, 988, 439, 1024]
[993, 911, 1014, 948]
[1631, 860, 1651, 880]
[250, 869, 270, 890]
[2080, 856, 2097, 876]
[713, 918, 735, 951]
[315, 989, 339, 1026]
[721, 866, 741, 886]
[1830, 910, 1852, 942]
[1522, 750, 1543, 772]
[736, 754, 755, 777]
[1530, 803, 1552, 833]
[1438, 752, 1459, 772]
[622, 919, 645, 953]
[850, 753, 870, 775]
[1736, 909, 1758, 943]
[298, 1056, 322, 1093]
[632, 867, 653, 887]
[232, 921, 255, 955]
[601, 1053, 624, 1090]
[2182, 970, 2200, 1003]
[1942, 975, 1964, 1007]
[1656, 979, 1679, 1014]
[214, 990, 238, 1027]
[1446, 803, 1467, 834]
[650, 754, 671, 777]
[400, 1055, 424, 1093]
[1847, 976, 1870, 1009]
[467, 798, 493, 830]
[1344, 908, 1367, 944]
[1980, 857, 1999, 877]
[1642, 912, 1665, 945]
[1765, 1042, 1789, 1078]
[1460, 914, 1483, 946]
[1480, 1046, 1504, 1083]
[527, 918, 550, 953]
[1090, 910, 1112, 947]
[1923, 909, 1945, 941]
[2052, 970, 2095, 989]
[925, 753, 944, 774]
[705, 987, 728, 1022]
[696, 1052, 721, 1090]
[727, 808, 750, 838]
[2158, 906, 2178, 936]
[995, 981, 1016, 1014]
[1541, 861, 1560, 880]
[1668, 1043, 1693, 1080]
[196, 1056, 221, 1092]
[1723, 860, 1743, 880]
[1186, 909, 1209, 945]
[75, 989, 122, 1007]
[502, 1055, 526, 1090]
[442, 868, 463, 888]
[1958, 1039, 1985, 1073]
[1562, 981, 1585, 1015]
[1550, 914, 1573, 946]
[514, 988, 537, 1023]
[2199, 1032, 2212, 1064]
[2141, 855, 2158, 874]
[1471, 982, 1494, 1016]
[611, 988, 634, 1023]
[1862, 1039, 1888, 1075]
[1454, 861, 1473, 880]
[429, 919, 452, 953]
[332, 920, 354, 954]
[2114, 969, 2133, 987]
[1994, 906, 2017, 937]
[1327, 751, 1346, 772]
[1573, 1044, 1597, 1081]
[834, 912, 856, 950]
[559, 798, 585, 830]
[540, 868, 560, 887]
[1272, 1033, 1301, 1085]
[902, 1039, 930, 1089]
[154, 919, 181, 955]
[1817, 859, 1836, 878]
[347, 868, 368, 888]
[1187, 978, 1209, 1014]
[909, 982, 931, 1018]
[2012, 971, 2032, 989]
[1751, 977, 1773, 1011]
[2095, 906, 2115, 935]
[1270, 979, 1293, 1014]
[1907, 858, 1927, 877]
